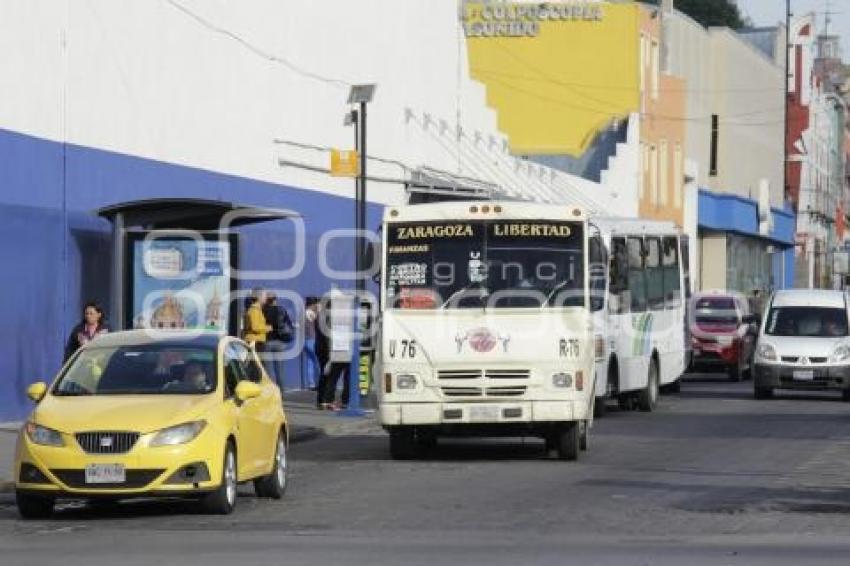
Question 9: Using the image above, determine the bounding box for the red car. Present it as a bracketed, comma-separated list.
[690, 293, 759, 381]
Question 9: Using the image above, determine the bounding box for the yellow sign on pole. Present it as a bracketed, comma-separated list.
[330, 149, 360, 177]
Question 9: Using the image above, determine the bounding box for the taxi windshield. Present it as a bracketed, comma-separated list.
[54, 345, 217, 396]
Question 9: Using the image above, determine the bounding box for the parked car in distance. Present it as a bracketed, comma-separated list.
[753, 289, 850, 400]
[690, 292, 759, 381]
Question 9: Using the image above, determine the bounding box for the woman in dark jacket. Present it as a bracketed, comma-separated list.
[64, 302, 109, 361]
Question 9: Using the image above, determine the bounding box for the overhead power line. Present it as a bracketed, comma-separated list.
[165, 0, 351, 88]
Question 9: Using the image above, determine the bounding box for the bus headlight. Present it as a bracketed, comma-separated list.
[552, 373, 573, 388]
[396, 374, 418, 390]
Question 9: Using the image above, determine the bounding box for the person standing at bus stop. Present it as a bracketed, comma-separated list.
[262, 291, 293, 390]
[243, 288, 271, 355]
[303, 296, 320, 390]
[313, 295, 349, 410]
[64, 302, 109, 361]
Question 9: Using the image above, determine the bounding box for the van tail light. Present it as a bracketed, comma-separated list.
[575, 371, 584, 391]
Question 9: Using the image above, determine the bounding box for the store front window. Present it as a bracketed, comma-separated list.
[726, 235, 773, 294]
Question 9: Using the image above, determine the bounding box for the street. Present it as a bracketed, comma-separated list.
[4, 375, 850, 565]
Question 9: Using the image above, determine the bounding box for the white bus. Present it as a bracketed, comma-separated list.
[589, 218, 690, 414]
[377, 200, 599, 460]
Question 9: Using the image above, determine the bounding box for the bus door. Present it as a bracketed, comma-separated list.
[589, 232, 608, 398]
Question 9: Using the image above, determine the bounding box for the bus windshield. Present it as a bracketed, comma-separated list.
[384, 220, 585, 309]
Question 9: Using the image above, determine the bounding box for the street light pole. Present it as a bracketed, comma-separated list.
[340, 84, 375, 417]
[784, 0, 791, 207]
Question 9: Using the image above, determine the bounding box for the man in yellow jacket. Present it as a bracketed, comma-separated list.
[243, 289, 272, 353]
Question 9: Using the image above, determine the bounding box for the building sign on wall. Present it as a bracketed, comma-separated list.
[462, 1, 604, 38]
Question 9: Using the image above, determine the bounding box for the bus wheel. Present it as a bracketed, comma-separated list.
[554, 423, 579, 461]
[754, 386, 773, 400]
[662, 378, 681, 394]
[389, 427, 417, 460]
[638, 359, 659, 412]
[593, 396, 607, 417]
[579, 421, 589, 451]
[415, 429, 438, 450]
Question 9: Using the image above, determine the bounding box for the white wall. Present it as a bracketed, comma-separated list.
[0, 0, 629, 214]
[665, 11, 784, 208]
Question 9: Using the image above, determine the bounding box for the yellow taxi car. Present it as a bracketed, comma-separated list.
[14, 330, 289, 518]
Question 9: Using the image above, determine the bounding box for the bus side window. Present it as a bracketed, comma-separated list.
[609, 237, 629, 315]
[627, 237, 647, 312]
[589, 235, 607, 312]
[662, 236, 681, 308]
[646, 237, 663, 311]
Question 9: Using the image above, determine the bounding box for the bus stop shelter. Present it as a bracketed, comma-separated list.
[97, 198, 298, 335]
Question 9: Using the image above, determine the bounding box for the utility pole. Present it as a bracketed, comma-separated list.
[341, 84, 376, 417]
[784, 0, 791, 207]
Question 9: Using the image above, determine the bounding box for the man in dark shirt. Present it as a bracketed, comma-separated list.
[262, 292, 293, 390]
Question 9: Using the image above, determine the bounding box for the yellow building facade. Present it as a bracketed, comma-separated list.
[463, 0, 686, 226]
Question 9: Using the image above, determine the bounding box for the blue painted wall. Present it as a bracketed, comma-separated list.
[697, 189, 796, 290]
[0, 128, 383, 421]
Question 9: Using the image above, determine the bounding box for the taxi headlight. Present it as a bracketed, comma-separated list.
[25, 423, 64, 447]
[149, 421, 206, 447]
[757, 343, 777, 362]
[831, 344, 850, 363]
[552, 373, 573, 388]
[396, 374, 418, 390]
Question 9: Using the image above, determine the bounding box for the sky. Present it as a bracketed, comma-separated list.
[736, 0, 850, 61]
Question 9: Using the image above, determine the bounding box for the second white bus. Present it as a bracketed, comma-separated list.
[589, 217, 691, 414]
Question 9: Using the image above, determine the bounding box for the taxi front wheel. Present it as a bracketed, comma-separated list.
[202, 442, 237, 515]
[255, 432, 288, 499]
[16, 491, 55, 520]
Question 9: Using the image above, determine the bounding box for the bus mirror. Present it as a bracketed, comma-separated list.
[364, 239, 381, 278]
[590, 295, 604, 312]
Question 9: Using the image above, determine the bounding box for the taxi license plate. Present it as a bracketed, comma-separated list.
[793, 370, 815, 381]
[85, 463, 125, 484]
[469, 406, 499, 422]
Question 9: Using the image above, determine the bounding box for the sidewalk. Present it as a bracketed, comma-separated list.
[0, 389, 380, 493]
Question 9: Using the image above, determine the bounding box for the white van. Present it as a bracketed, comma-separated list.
[753, 289, 850, 400]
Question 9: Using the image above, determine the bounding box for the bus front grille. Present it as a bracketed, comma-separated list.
[441, 387, 483, 397]
[485, 386, 527, 397]
[438, 370, 482, 380]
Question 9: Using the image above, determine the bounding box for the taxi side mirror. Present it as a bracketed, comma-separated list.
[235, 381, 262, 402]
[26, 382, 48, 403]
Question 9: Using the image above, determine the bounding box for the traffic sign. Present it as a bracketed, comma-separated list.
[330, 149, 360, 177]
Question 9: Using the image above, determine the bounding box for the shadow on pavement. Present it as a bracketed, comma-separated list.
[592, 411, 850, 441]
[581, 476, 850, 515]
